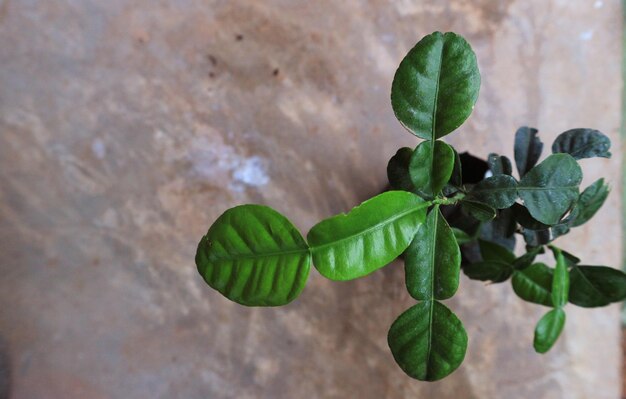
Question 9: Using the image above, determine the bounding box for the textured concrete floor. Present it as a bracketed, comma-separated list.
[0, 1, 623, 398]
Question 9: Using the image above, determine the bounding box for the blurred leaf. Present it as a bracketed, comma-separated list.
[405, 206, 460, 300]
[470, 175, 518, 209]
[451, 227, 473, 245]
[461, 200, 496, 221]
[552, 128, 611, 160]
[488, 153, 513, 176]
[479, 239, 515, 263]
[387, 147, 415, 192]
[196, 205, 310, 306]
[512, 203, 549, 230]
[514, 126, 543, 177]
[512, 263, 553, 306]
[569, 178, 610, 227]
[534, 308, 566, 353]
[391, 32, 480, 139]
[569, 266, 626, 307]
[388, 301, 467, 381]
[512, 246, 544, 270]
[463, 260, 513, 283]
[518, 154, 582, 225]
[480, 208, 516, 251]
[308, 191, 428, 281]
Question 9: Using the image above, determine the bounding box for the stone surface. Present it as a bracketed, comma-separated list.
[0, 1, 622, 398]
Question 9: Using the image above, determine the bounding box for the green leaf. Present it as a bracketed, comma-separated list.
[470, 175, 518, 209]
[569, 266, 626, 307]
[551, 248, 569, 308]
[409, 141, 455, 198]
[387, 147, 415, 192]
[405, 206, 460, 300]
[518, 154, 582, 225]
[451, 227, 473, 245]
[487, 153, 513, 175]
[480, 208, 516, 251]
[388, 300, 467, 381]
[512, 203, 549, 230]
[533, 308, 566, 353]
[391, 31, 480, 140]
[514, 126, 543, 177]
[463, 260, 513, 283]
[569, 178, 610, 227]
[512, 246, 543, 270]
[308, 191, 428, 281]
[461, 200, 496, 221]
[552, 128, 611, 160]
[512, 263, 553, 306]
[448, 149, 463, 188]
[479, 239, 516, 263]
[195, 205, 311, 306]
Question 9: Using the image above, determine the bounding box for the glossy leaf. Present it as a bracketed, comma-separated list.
[409, 140, 455, 198]
[569, 266, 626, 307]
[514, 126, 543, 177]
[534, 308, 566, 354]
[512, 263, 553, 306]
[569, 178, 610, 227]
[518, 154, 582, 225]
[487, 153, 512, 176]
[552, 128, 611, 160]
[470, 175, 518, 209]
[463, 260, 513, 283]
[388, 300, 467, 381]
[461, 200, 496, 221]
[391, 31, 480, 140]
[387, 147, 415, 192]
[196, 205, 311, 306]
[551, 248, 569, 308]
[308, 191, 428, 281]
[405, 206, 460, 300]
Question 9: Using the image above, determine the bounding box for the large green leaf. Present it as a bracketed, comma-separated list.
[552, 128, 611, 160]
[512, 263, 553, 306]
[469, 175, 518, 209]
[387, 147, 415, 192]
[404, 205, 460, 300]
[391, 31, 480, 140]
[514, 126, 543, 177]
[308, 191, 428, 281]
[569, 178, 610, 227]
[518, 154, 582, 225]
[533, 308, 566, 354]
[569, 266, 626, 307]
[196, 205, 311, 306]
[409, 140, 455, 198]
[388, 300, 467, 381]
[551, 248, 569, 308]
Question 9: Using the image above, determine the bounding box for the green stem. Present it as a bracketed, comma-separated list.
[432, 193, 466, 206]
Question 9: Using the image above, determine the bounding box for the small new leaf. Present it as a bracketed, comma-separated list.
[534, 308, 566, 354]
[487, 153, 513, 176]
[552, 128, 611, 160]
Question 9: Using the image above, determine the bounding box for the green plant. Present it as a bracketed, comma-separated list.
[195, 31, 626, 381]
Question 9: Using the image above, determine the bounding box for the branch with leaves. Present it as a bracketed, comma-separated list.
[195, 31, 626, 382]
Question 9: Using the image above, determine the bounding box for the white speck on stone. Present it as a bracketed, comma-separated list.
[594, 0, 603, 8]
[233, 156, 269, 186]
[91, 138, 106, 159]
[579, 30, 594, 41]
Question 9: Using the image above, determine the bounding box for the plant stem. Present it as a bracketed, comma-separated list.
[432, 193, 466, 206]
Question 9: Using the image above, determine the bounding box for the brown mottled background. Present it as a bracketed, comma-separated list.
[0, 1, 623, 398]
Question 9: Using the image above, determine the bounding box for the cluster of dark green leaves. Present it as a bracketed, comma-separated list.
[195, 31, 625, 383]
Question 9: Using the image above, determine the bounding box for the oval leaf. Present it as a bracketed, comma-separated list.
[569, 265, 626, 307]
[387, 147, 415, 192]
[391, 31, 480, 140]
[470, 175, 518, 209]
[552, 128, 611, 160]
[512, 263, 553, 306]
[409, 140, 455, 198]
[518, 154, 582, 225]
[308, 191, 428, 281]
[514, 126, 543, 177]
[196, 205, 311, 306]
[533, 308, 566, 354]
[551, 248, 569, 308]
[569, 178, 610, 227]
[404, 205, 460, 300]
[388, 300, 467, 381]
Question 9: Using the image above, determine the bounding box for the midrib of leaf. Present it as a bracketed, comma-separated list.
[518, 185, 579, 191]
[309, 204, 429, 252]
[208, 246, 310, 262]
[430, 39, 445, 140]
[425, 206, 439, 377]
